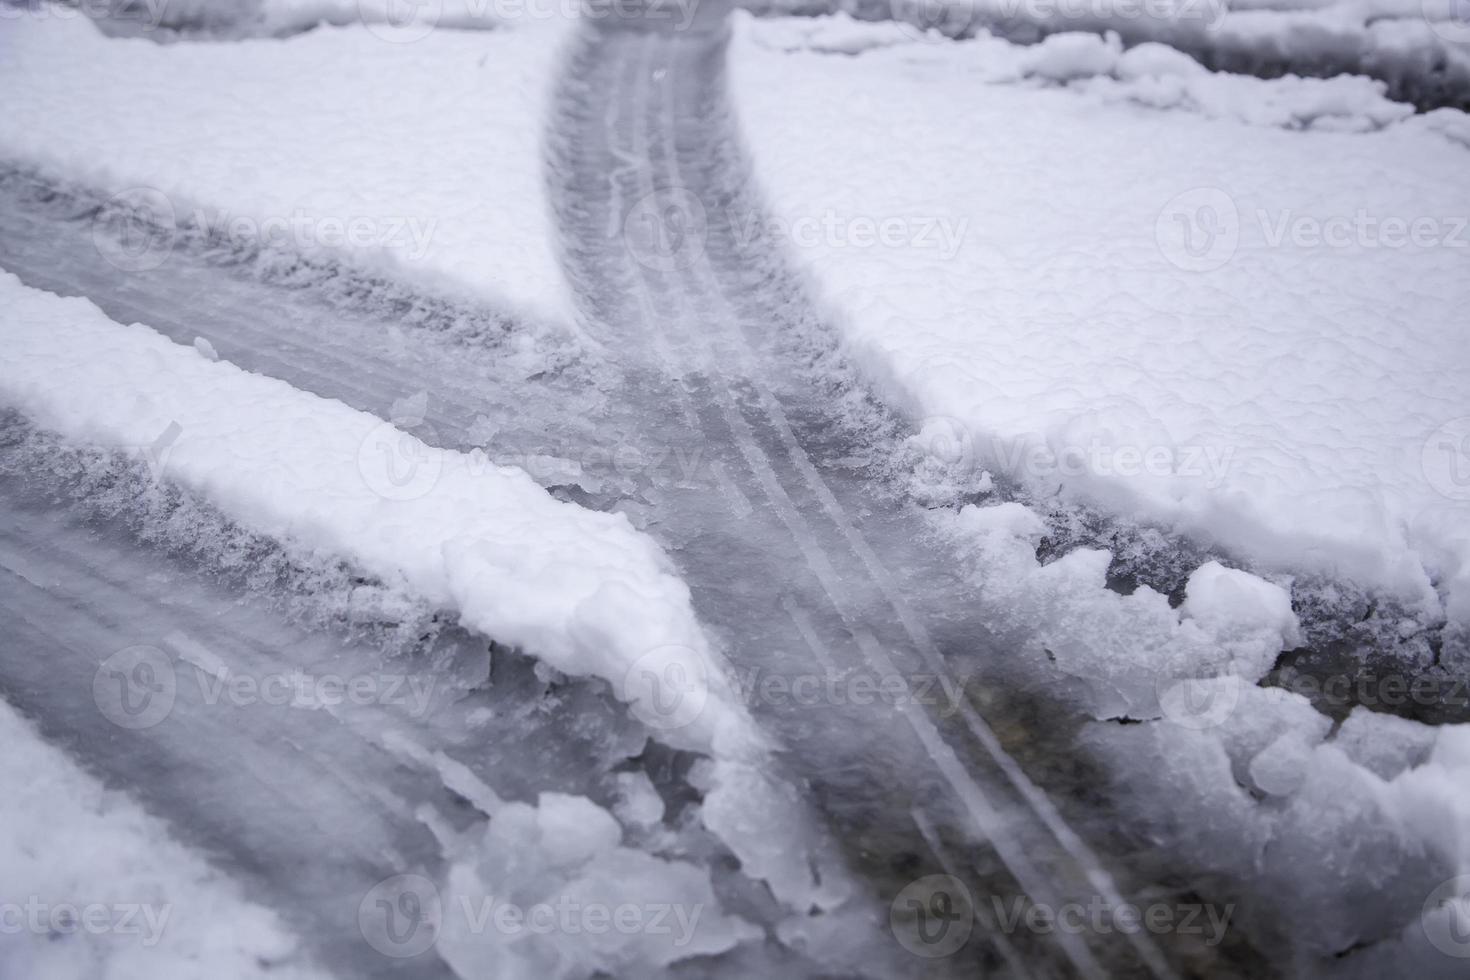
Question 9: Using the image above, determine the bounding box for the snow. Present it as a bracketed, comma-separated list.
[729, 14, 1470, 624]
[0, 271, 757, 758]
[949, 502, 1300, 719]
[0, 698, 327, 980]
[0, 10, 575, 329]
[435, 791, 761, 979]
[767, 0, 1470, 107]
[945, 498, 1470, 969]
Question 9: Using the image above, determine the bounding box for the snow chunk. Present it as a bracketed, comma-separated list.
[1114, 41, 1207, 80]
[948, 506, 1301, 720]
[612, 771, 666, 830]
[1181, 561, 1301, 680]
[438, 793, 760, 980]
[1020, 31, 1122, 82]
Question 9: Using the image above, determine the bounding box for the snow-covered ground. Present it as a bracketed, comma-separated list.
[729, 13, 1470, 630]
[728, 14, 1470, 969]
[0, 10, 576, 329]
[0, 269, 756, 756]
[0, 698, 329, 980]
[5, 0, 1470, 974]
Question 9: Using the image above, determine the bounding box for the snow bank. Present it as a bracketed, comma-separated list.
[0, 271, 755, 757]
[0, 11, 574, 328]
[751, 0, 1470, 109]
[944, 501, 1470, 971]
[0, 698, 327, 980]
[1079, 686, 1470, 973]
[748, 16, 1426, 129]
[730, 14, 1470, 624]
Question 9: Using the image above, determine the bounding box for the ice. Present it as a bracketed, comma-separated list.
[436, 792, 761, 980]
[0, 699, 326, 980]
[0, 11, 576, 328]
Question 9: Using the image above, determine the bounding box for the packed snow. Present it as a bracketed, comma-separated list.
[0, 698, 328, 980]
[0, 10, 576, 328]
[0, 270, 755, 757]
[729, 13, 1470, 628]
